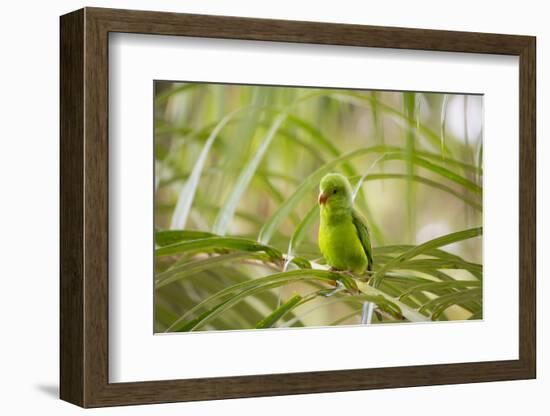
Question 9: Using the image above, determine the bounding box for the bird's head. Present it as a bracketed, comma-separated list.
[319, 173, 353, 210]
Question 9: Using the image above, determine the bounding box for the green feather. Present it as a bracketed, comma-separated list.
[318, 173, 373, 274]
[352, 210, 373, 272]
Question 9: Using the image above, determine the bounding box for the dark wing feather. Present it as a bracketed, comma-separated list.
[352, 209, 374, 272]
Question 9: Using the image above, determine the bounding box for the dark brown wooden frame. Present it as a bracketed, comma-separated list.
[60, 7, 536, 408]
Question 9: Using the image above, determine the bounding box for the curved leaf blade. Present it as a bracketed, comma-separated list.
[255, 294, 303, 329]
[169, 107, 244, 230]
[156, 236, 282, 260]
[213, 114, 287, 235]
[370, 227, 482, 288]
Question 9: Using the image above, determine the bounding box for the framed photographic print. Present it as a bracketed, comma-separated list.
[60, 7, 536, 408]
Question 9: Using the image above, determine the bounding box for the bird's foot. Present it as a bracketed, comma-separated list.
[328, 267, 355, 277]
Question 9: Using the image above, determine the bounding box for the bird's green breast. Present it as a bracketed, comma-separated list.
[318, 211, 368, 274]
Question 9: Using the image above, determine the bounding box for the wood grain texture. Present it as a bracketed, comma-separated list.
[83, 10, 110, 406]
[59, 8, 84, 406]
[59, 7, 537, 408]
[518, 37, 536, 376]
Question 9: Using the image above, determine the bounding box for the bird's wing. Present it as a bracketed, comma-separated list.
[352, 209, 374, 272]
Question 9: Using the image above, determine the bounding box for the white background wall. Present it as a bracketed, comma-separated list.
[0, 1, 545, 414]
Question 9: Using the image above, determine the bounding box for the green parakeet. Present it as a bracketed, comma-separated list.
[318, 173, 373, 274]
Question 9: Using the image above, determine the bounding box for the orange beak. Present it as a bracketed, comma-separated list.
[318, 191, 327, 205]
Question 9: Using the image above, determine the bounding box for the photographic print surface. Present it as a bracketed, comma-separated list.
[154, 81, 483, 333]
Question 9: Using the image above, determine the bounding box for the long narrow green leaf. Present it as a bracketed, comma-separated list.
[155, 252, 264, 288]
[193, 202, 265, 227]
[281, 89, 450, 158]
[169, 269, 339, 331]
[180, 269, 266, 328]
[261, 122, 325, 163]
[329, 310, 361, 326]
[370, 227, 482, 287]
[355, 281, 429, 322]
[404, 92, 417, 243]
[282, 292, 405, 328]
[420, 288, 482, 320]
[205, 266, 297, 323]
[155, 83, 201, 105]
[155, 230, 214, 247]
[374, 245, 466, 264]
[255, 294, 303, 328]
[353, 173, 481, 211]
[254, 175, 300, 225]
[177, 280, 288, 331]
[223, 87, 267, 174]
[385, 275, 481, 314]
[371, 91, 385, 148]
[419, 287, 482, 311]
[288, 205, 319, 255]
[351, 153, 387, 201]
[412, 156, 482, 194]
[156, 236, 282, 259]
[399, 280, 481, 301]
[396, 258, 482, 279]
[169, 107, 244, 230]
[440, 94, 449, 156]
[330, 91, 451, 155]
[378, 153, 482, 194]
[213, 114, 287, 235]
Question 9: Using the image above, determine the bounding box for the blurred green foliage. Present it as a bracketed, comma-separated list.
[154, 82, 483, 332]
